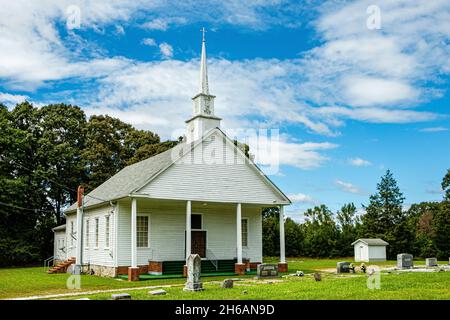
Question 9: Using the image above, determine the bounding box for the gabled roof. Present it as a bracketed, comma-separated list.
[351, 238, 389, 246]
[65, 128, 290, 213]
[65, 142, 186, 213]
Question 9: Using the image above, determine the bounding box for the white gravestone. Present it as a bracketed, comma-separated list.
[184, 254, 203, 291]
[425, 258, 437, 267]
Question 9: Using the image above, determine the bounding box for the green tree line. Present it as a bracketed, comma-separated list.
[0, 102, 179, 266]
[264, 170, 450, 260]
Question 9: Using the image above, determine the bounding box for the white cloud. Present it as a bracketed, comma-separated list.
[0, 0, 448, 139]
[287, 193, 319, 205]
[341, 76, 417, 107]
[335, 180, 364, 194]
[159, 42, 174, 59]
[348, 157, 372, 167]
[141, 17, 187, 31]
[0, 92, 29, 106]
[141, 38, 157, 47]
[420, 127, 448, 132]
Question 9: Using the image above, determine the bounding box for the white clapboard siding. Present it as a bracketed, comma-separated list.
[116, 199, 263, 266]
[137, 131, 286, 205]
[53, 231, 67, 261]
[82, 204, 115, 267]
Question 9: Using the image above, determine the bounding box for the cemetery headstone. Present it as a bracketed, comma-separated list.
[256, 264, 278, 279]
[184, 254, 203, 291]
[397, 253, 414, 269]
[336, 261, 351, 273]
[425, 258, 438, 267]
[221, 279, 233, 288]
[111, 293, 131, 300]
[149, 289, 167, 295]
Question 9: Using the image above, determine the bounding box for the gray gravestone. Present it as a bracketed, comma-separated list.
[336, 262, 351, 273]
[397, 253, 414, 269]
[256, 264, 278, 279]
[425, 258, 438, 267]
[184, 254, 203, 291]
[221, 279, 233, 288]
[111, 293, 131, 300]
[149, 289, 167, 295]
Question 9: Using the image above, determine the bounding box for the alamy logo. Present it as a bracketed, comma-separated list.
[366, 5, 381, 30]
[366, 265, 381, 289]
[66, 5, 81, 30]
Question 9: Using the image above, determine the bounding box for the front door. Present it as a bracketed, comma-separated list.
[191, 231, 206, 258]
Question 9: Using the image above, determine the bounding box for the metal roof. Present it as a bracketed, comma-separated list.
[351, 238, 389, 246]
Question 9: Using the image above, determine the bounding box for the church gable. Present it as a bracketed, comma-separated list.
[136, 130, 289, 205]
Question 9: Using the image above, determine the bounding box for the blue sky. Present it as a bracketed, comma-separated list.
[0, 0, 449, 220]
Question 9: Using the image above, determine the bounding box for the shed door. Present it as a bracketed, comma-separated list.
[360, 245, 368, 261]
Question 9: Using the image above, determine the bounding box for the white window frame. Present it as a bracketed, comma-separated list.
[137, 215, 150, 248]
[95, 217, 99, 249]
[241, 218, 249, 248]
[105, 215, 110, 249]
[85, 219, 90, 248]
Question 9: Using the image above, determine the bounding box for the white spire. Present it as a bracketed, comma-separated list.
[185, 27, 220, 144]
[199, 27, 209, 95]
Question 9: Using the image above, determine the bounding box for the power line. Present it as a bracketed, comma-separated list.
[0, 201, 55, 213]
[0, 154, 109, 203]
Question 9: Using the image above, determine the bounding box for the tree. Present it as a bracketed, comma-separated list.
[303, 205, 338, 257]
[262, 207, 279, 256]
[336, 203, 360, 256]
[442, 169, 450, 200]
[82, 115, 171, 191]
[37, 104, 87, 223]
[360, 170, 408, 258]
[0, 102, 44, 265]
[432, 201, 450, 260]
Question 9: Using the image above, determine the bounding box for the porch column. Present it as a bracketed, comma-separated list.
[186, 200, 192, 260]
[278, 205, 288, 272]
[74, 206, 83, 274]
[235, 203, 245, 275]
[128, 198, 139, 281]
[184, 200, 192, 277]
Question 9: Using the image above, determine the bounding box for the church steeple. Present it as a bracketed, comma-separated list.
[199, 27, 209, 95]
[185, 28, 221, 144]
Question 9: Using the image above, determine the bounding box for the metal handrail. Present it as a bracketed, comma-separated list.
[44, 255, 55, 271]
[205, 249, 218, 270]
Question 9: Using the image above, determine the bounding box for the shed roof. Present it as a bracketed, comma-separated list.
[351, 238, 389, 246]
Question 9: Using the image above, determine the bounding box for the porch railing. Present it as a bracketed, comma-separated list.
[205, 249, 218, 271]
[43, 255, 55, 271]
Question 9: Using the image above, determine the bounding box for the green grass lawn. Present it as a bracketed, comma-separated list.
[67, 272, 450, 300]
[0, 258, 448, 300]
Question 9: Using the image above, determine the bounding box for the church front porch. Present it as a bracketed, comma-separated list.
[117, 197, 285, 281]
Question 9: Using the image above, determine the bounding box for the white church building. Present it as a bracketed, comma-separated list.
[53, 33, 291, 281]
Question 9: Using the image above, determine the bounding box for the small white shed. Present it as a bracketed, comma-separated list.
[352, 238, 388, 262]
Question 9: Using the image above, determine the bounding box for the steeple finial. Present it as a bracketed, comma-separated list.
[199, 27, 209, 94]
